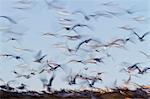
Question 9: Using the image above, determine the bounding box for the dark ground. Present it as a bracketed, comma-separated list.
[0, 87, 150, 99]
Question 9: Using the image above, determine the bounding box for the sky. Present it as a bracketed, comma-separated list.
[0, 0, 150, 91]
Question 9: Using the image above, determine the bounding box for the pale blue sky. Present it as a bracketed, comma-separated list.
[0, 0, 150, 91]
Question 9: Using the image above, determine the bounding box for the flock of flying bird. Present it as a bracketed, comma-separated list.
[0, 0, 150, 93]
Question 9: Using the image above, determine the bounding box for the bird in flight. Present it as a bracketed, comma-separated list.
[120, 62, 141, 73]
[67, 59, 85, 65]
[100, 1, 118, 7]
[46, 61, 63, 72]
[40, 73, 55, 92]
[12, 70, 33, 79]
[0, 16, 17, 24]
[0, 54, 14, 58]
[88, 57, 104, 64]
[63, 24, 93, 33]
[34, 50, 47, 63]
[132, 31, 150, 41]
[138, 67, 150, 75]
[13, 46, 33, 53]
[118, 25, 135, 31]
[61, 34, 83, 41]
[44, 0, 63, 10]
[0, 53, 24, 61]
[76, 38, 92, 52]
[42, 32, 58, 38]
[72, 11, 90, 21]
[4, 37, 21, 44]
[132, 16, 149, 22]
[77, 73, 102, 88]
[11, 55, 25, 61]
[127, 63, 141, 72]
[139, 51, 150, 59]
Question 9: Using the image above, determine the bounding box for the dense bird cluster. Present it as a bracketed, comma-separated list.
[0, 0, 150, 95]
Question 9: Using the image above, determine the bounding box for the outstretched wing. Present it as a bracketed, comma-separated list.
[0, 16, 17, 24]
[76, 39, 92, 51]
[133, 31, 140, 38]
[141, 31, 150, 39]
[142, 67, 150, 73]
[35, 50, 42, 59]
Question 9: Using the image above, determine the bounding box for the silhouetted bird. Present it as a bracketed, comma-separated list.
[132, 31, 150, 41]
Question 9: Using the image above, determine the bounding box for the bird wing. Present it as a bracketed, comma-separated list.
[133, 31, 140, 38]
[48, 74, 55, 87]
[76, 39, 92, 51]
[35, 50, 42, 59]
[139, 51, 150, 58]
[141, 31, 150, 38]
[76, 41, 86, 51]
[142, 67, 150, 72]
[0, 16, 17, 24]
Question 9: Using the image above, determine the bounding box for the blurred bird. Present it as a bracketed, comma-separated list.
[0, 54, 13, 58]
[47, 74, 55, 91]
[132, 31, 150, 41]
[12, 70, 32, 79]
[132, 16, 149, 22]
[40, 73, 55, 92]
[67, 59, 85, 65]
[5, 37, 21, 44]
[138, 67, 150, 74]
[118, 25, 135, 31]
[64, 24, 93, 33]
[87, 57, 104, 64]
[0, 53, 24, 61]
[123, 8, 140, 15]
[47, 62, 63, 71]
[72, 11, 90, 21]
[120, 62, 141, 73]
[105, 10, 122, 17]
[16, 83, 27, 90]
[44, 0, 64, 10]
[34, 50, 47, 63]
[77, 74, 102, 88]
[139, 51, 150, 59]
[61, 34, 83, 41]
[100, 1, 118, 6]
[16, 0, 33, 4]
[42, 32, 58, 38]
[0, 16, 17, 24]
[127, 63, 141, 71]
[13, 46, 33, 53]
